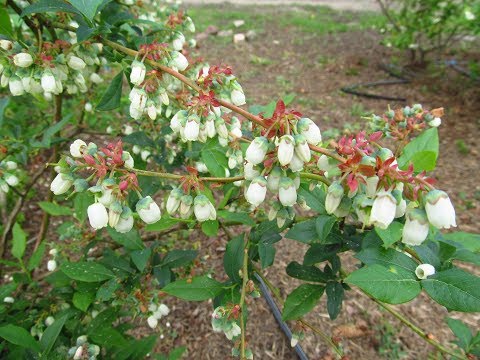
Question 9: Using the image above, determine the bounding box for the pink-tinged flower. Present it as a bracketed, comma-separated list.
[425, 190, 456, 229]
[370, 190, 397, 229]
[402, 209, 429, 246]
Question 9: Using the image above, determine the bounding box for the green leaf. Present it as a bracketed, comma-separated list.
[31, 116, 71, 148]
[96, 278, 119, 302]
[285, 219, 318, 244]
[145, 216, 189, 232]
[298, 184, 326, 213]
[217, 210, 255, 226]
[0, 324, 40, 352]
[282, 284, 325, 321]
[73, 291, 95, 311]
[61, 261, 114, 282]
[38, 201, 73, 216]
[40, 315, 67, 356]
[200, 138, 228, 177]
[398, 127, 438, 172]
[162, 275, 223, 301]
[442, 232, 480, 253]
[131, 248, 151, 272]
[375, 221, 403, 248]
[201, 220, 218, 236]
[315, 215, 336, 242]
[160, 249, 197, 268]
[28, 242, 46, 271]
[70, 0, 104, 21]
[0, 9, 13, 37]
[345, 264, 421, 304]
[74, 192, 92, 223]
[286, 261, 330, 282]
[421, 268, 480, 312]
[107, 227, 144, 250]
[11, 222, 26, 260]
[168, 346, 187, 360]
[326, 282, 344, 320]
[303, 244, 340, 266]
[96, 71, 124, 111]
[21, 0, 80, 17]
[123, 131, 155, 147]
[446, 318, 472, 351]
[258, 242, 276, 269]
[90, 327, 126, 348]
[223, 235, 244, 282]
[0, 97, 10, 128]
[356, 247, 418, 273]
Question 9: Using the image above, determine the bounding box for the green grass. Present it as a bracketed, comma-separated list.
[188, 5, 385, 36]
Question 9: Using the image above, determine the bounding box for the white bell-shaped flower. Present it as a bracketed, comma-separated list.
[4, 174, 18, 187]
[245, 176, 267, 207]
[325, 182, 344, 214]
[278, 135, 295, 166]
[425, 190, 456, 229]
[184, 115, 200, 141]
[130, 60, 146, 86]
[245, 136, 268, 165]
[9, 77, 24, 96]
[70, 139, 87, 158]
[13, 53, 33, 68]
[67, 55, 86, 71]
[87, 202, 109, 230]
[415, 264, 435, 279]
[47, 260, 57, 272]
[115, 207, 134, 233]
[279, 177, 297, 207]
[136, 196, 161, 224]
[41, 70, 56, 93]
[244, 162, 260, 180]
[122, 151, 134, 169]
[170, 51, 188, 71]
[194, 194, 215, 222]
[50, 173, 73, 195]
[147, 315, 158, 329]
[267, 167, 282, 192]
[294, 134, 311, 163]
[402, 209, 429, 246]
[370, 190, 397, 229]
[297, 117, 322, 145]
[231, 89, 246, 106]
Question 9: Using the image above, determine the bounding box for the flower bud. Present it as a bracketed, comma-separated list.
[245, 136, 268, 165]
[170, 51, 188, 71]
[297, 117, 322, 145]
[67, 55, 86, 71]
[215, 118, 229, 138]
[245, 176, 267, 207]
[0, 40, 12, 50]
[365, 176, 379, 198]
[278, 177, 297, 207]
[9, 76, 24, 96]
[90, 73, 103, 84]
[194, 195, 216, 222]
[108, 201, 123, 228]
[244, 162, 260, 180]
[402, 209, 429, 246]
[428, 117, 441, 127]
[325, 182, 344, 214]
[231, 89, 246, 106]
[289, 153, 304, 172]
[415, 264, 435, 279]
[45, 316, 55, 327]
[276, 208, 288, 228]
[180, 195, 193, 218]
[147, 104, 157, 120]
[47, 259, 57, 272]
[141, 149, 151, 162]
[115, 207, 134, 233]
[41, 70, 56, 93]
[4, 174, 18, 187]
[5, 161, 17, 170]
[70, 139, 87, 158]
[294, 134, 311, 163]
[425, 190, 456, 229]
[87, 202, 108, 230]
[170, 110, 187, 132]
[13, 53, 33, 68]
[50, 173, 73, 195]
[122, 151, 134, 169]
[370, 190, 397, 229]
[3, 296, 14, 303]
[205, 116, 216, 138]
[157, 304, 170, 316]
[136, 196, 161, 224]
[278, 135, 295, 166]
[130, 60, 146, 86]
[184, 115, 200, 141]
[267, 167, 282, 192]
[172, 33, 186, 51]
[166, 188, 183, 214]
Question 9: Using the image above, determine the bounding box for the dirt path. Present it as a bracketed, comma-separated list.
[183, 0, 379, 12]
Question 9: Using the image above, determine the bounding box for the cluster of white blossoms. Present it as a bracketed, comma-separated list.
[242, 117, 322, 215]
[170, 109, 243, 145]
[0, 159, 20, 193]
[0, 39, 104, 100]
[146, 303, 170, 329]
[67, 335, 100, 360]
[166, 188, 216, 222]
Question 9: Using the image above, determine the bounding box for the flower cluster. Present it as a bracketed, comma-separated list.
[50, 139, 162, 232]
[0, 159, 20, 193]
[47, 248, 58, 272]
[166, 188, 217, 222]
[0, 39, 104, 100]
[146, 303, 170, 329]
[67, 335, 100, 360]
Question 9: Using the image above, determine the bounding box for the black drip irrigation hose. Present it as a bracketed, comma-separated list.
[254, 272, 309, 360]
[340, 59, 479, 101]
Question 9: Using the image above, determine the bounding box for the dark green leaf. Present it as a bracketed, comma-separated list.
[90, 327, 126, 348]
[107, 227, 144, 250]
[0, 9, 13, 37]
[258, 242, 275, 269]
[298, 184, 326, 213]
[201, 220, 218, 236]
[145, 216, 187, 232]
[286, 261, 330, 282]
[61, 261, 115, 282]
[38, 201, 73, 216]
[73, 291, 95, 311]
[315, 215, 336, 242]
[28, 242, 46, 271]
[200, 138, 228, 177]
[22, 0, 80, 17]
[326, 282, 344, 320]
[70, 0, 104, 21]
[162, 275, 223, 301]
[356, 247, 418, 272]
[131, 248, 151, 272]
[96, 71, 124, 111]
[217, 210, 255, 226]
[303, 244, 341, 266]
[12, 222, 26, 260]
[0, 97, 9, 127]
[0, 324, 40, 352]
[40, 315, 67, 356]
[375, 221, 403, 248]
[442, 232, 480, 253]
[224, 235, 244, 282]
[31, 116, 71, 148]
[74, 192, 92, 223]
[285, 219, 318, 244]
[446, 318, 472, 351]
[161, 249, 197, 268]
[96, 278, 119, 301]
[123, 131, 155, 147]
[421, 268, 480, 312]
[282, 284, 324, 321]
[345, 264, 421, 304]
